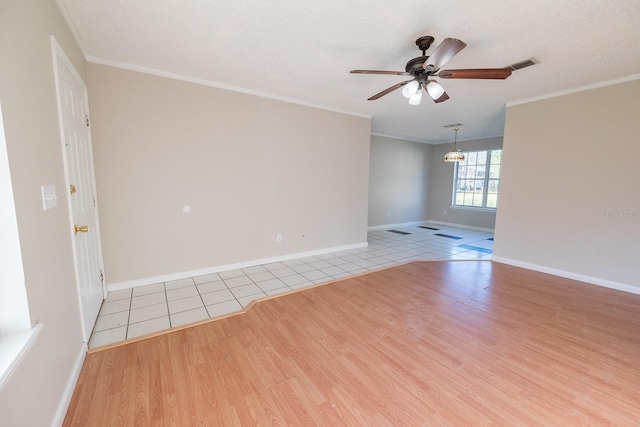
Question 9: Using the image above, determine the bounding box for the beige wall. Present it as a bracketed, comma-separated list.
[428, 136, 503, 230]
[368, 135, 432, 226]
[494, 79, 640, 289]
[0, 1, 87, 425]
[87, 64, 371, 285]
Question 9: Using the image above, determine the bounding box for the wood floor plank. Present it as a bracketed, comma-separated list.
[64, 261, 640, 425]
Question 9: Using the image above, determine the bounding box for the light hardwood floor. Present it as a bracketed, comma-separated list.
[64, 261, 640, 425]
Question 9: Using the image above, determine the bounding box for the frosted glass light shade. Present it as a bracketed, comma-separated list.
[408, 89, 422, 105]
[426, 81, 445, 100]
[443, 149, 465, 162]
[402, 81, 419, 98]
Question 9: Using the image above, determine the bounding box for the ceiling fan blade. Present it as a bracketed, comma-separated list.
[437, 68, 512, 79]
[368, 80, 414, 100]
[423, 38, 466, 72]
[433, 92, 450, 103]
[351, 70, 410, 76]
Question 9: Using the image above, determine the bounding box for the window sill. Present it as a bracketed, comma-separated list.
[450, 205, 497, 212]
[0, 323, 43, 391]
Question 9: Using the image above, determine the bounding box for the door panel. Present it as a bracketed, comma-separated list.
[54, 41, 105, 341]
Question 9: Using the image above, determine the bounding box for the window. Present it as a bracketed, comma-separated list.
[1, 101, 41, 391]
[453, 149, 502, 209]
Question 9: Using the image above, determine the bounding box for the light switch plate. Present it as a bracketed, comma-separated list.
[41, 185, 58, 210]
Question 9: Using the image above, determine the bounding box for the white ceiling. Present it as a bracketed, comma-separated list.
[57, 0, 640, 144]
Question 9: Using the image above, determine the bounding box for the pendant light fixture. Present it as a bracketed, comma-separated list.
[443, 127, 465, 162]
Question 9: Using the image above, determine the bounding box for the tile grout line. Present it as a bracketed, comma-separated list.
[228, 272, 247, 309]
[124, 288, 133, 340]
[166, 278, 195, 327]
[194, 277, 212, 319]
[163, 282, 172, 330]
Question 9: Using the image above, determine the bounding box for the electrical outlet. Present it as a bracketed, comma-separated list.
[387, 211, 390, 217]
[276, 233, 283, 242]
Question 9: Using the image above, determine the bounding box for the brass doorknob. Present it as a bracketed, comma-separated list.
[74, 225, 89, 234]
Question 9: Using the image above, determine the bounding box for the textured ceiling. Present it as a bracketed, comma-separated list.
[57, 0, 640, 144]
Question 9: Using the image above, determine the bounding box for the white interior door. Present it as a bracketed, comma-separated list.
[52, 38, 105, 342]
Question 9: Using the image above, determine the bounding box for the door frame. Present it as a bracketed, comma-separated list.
[51, 36, 107, 341]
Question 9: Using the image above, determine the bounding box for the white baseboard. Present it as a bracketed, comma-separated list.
[425, 220, 495, 233]
[108, 241, 368, 292]
[52, 341, 87, 427]
[367, 220, 428, 231]
[491, 256, 640, 295]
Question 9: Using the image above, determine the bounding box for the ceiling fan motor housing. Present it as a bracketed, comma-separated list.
[405, 56, 429, 74]
[406, 36, 435, 76]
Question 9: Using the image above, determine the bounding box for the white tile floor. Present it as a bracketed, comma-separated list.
[88, 224, 494, 349]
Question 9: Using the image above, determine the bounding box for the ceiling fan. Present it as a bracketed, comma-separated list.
[351, 36, 538, 105]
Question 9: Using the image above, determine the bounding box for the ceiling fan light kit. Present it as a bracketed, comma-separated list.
[351, 36, 537, 105]
[408, 90, 422, 105]
[426, 80, 445, 100]
[402, 80, 420, 98]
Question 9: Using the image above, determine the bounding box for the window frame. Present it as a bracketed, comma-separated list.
[0, 100, 42, 391]
[451, 149, 502, 210]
